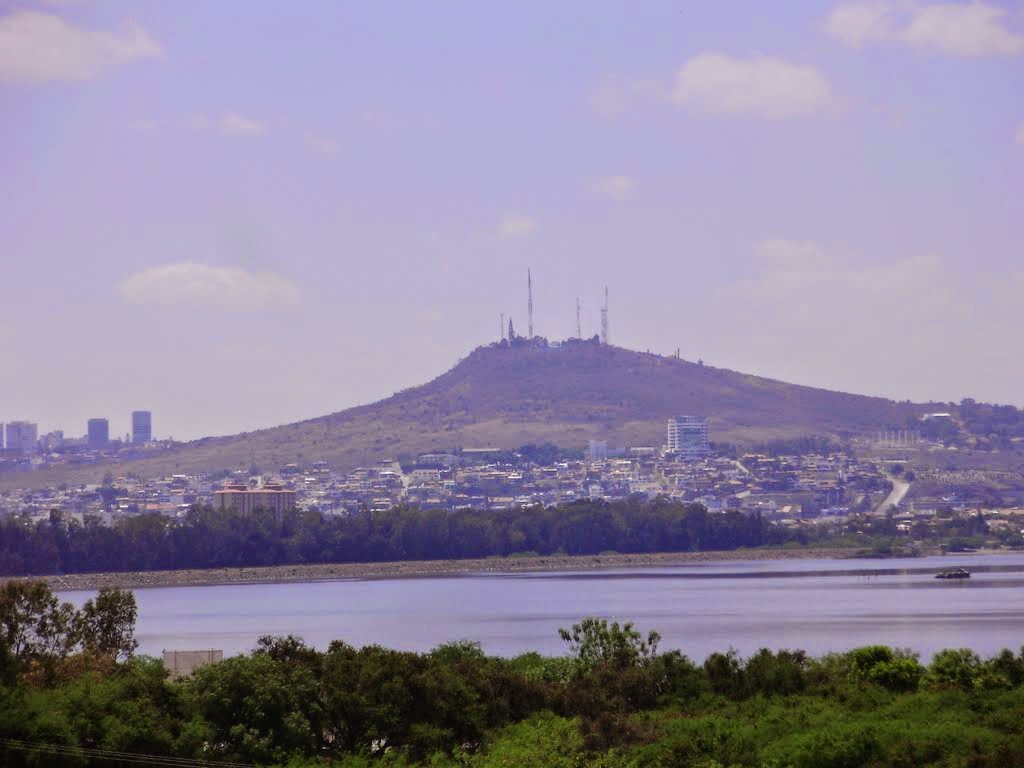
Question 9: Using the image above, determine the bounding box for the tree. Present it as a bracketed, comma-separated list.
[558, 618, 660, 673]
[77, 588, 139, 661]
[187, 652, 323, 764]
[0, 580, 77, 679]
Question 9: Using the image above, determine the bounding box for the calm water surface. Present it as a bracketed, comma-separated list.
[61, 554, 1024, 662]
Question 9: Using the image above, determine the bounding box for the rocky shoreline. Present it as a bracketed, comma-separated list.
[23, 547, 862, 591]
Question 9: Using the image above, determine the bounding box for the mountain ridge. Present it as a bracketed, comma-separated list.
[5, 340, 931, 486]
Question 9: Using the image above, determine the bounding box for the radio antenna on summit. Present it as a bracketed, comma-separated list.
[600, 286, 609, 345]
[575, 297, 582, 338]
[527, 268, 534, 339]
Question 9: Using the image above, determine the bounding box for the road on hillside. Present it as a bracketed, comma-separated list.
[874, 474, 911, 516]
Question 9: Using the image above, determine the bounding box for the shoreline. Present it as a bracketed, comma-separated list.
[13, 547, 874, 591]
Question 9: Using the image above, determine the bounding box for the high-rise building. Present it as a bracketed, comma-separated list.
[666, 416, 710, 459]
[87, 418, 110, 449]
[5, 421, 38, 454]
[0, 422, 4, 450]
[131, 411, 152, 444]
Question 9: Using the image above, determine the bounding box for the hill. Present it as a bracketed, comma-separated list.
[6, 339, 930, 486]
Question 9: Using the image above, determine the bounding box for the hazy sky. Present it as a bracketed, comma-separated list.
[2, 1, 1023, 441]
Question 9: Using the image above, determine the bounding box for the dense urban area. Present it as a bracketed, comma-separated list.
[2, 407, 1024, 576]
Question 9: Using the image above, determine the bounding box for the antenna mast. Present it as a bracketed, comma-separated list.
[600, 286, 609, 345]
[527, 268, 534, 339]
[575, 297, 582, 338]
[500, 313, 505, 341]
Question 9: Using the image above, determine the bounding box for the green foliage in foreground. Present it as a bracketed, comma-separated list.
[3, 584, 1024, 767]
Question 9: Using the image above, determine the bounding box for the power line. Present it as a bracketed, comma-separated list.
[0, 737, 255, 768]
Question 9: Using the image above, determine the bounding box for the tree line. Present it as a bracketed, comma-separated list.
[3, 582, 1024, 766]
[0, 498, 799, 577]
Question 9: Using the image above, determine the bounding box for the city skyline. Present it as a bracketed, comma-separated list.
[2, 1, 1023, 440]
[1, 410, 154, 449]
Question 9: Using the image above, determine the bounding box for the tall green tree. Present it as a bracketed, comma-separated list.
[77, 588, 139, 661]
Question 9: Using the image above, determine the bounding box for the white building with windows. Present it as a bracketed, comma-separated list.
[666, 415, 710, 459]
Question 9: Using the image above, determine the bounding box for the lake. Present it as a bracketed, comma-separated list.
[61, 553, 1024, 662]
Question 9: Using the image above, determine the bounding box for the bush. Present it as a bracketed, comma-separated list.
[866, 658, 923, 693]
[558, 618, 660, 673]
[772, 725, 881, 768]
[928, 648, 983, 689]
[743, 648, 808, 697]
[703, 650, 743, 699]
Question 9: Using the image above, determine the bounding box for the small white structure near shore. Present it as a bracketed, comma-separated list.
[163, 649, 223, 678]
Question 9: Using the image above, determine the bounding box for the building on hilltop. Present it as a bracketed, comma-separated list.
[214, 482, 297, 518]
[39, 430, 64, 452]
[132, 410, 152, 443]
[666, 415, 710, 459]
[87, 418, 110, 449]
[5, 421, 38, 453]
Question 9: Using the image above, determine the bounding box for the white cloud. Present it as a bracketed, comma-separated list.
[824, 1, 900, 47]
[734, 239, 964, 339]
[0, 10, 160, 85]
[497, 214, 538, 239]
[671, 53, 834, 119]
[592, 175, 636, 201]
[698, 238, 1016, 401]
[306, 134, 338, 155]
[118, 262, 298, 311]
[905, 2, 1024, 56]
[826, 2, 1024, 56]
[220, 113, 265, 136]
[714, 239, 1024, 401]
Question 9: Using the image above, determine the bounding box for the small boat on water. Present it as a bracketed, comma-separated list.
[935, 568, 971, 580]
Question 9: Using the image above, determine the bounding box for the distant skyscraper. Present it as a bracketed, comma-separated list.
[0, 422, 4, 450]
[5, 421, 38, 454]
[131, 411, 152, 444]
[87, 418, 110, 448]
[666, 416, 710, 459]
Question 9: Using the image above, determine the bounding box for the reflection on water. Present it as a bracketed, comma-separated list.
[61, 553, 1024, 662]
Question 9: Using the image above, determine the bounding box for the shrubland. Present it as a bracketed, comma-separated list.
[2, 581, 1024, 767]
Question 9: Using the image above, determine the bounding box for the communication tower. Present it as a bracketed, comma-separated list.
[576, 297, 582, 338]
[527, 268, 534, 339]
[600, 286, 609, 345]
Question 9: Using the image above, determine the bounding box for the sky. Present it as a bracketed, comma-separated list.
[1, 0, 1022, 441]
